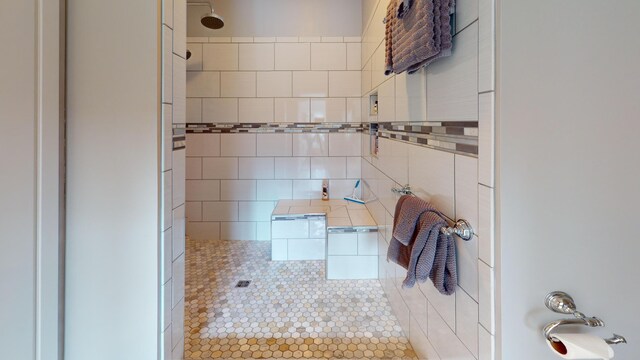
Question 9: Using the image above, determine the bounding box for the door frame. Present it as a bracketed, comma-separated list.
[37, 0, 65, 359]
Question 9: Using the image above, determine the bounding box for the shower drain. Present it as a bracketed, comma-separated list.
[235, 280, 251, 288]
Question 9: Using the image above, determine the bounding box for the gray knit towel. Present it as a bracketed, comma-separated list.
[392, 195, 435, 246]
[387, 207, 458, 295]
[384, 0, 455, 75]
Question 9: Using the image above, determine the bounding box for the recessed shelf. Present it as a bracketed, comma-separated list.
[369, 93, 378, 116]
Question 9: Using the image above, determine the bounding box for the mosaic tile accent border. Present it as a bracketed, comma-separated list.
[271, 214, 326, 221]
[183, 123, 364, 134]
[177, 121, 478, 154]
[327, 227, 378, 233]
[369, 121, 479, 156]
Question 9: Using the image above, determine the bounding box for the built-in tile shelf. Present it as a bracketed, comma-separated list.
[369, 93, 379, 116]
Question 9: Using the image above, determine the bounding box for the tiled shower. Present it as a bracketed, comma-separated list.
[179, 0, 496, 359]
[161, 0, 187, 358]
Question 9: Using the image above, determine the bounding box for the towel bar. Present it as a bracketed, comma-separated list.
[391, 184, 474, 241]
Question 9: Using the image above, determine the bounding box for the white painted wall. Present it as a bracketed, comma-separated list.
[0, 1, 64, 359]
[65, 1, 162, 359]
[1, 2, 38, 358]
[187, 0, 362, 37]
[497, 0, 640, 358]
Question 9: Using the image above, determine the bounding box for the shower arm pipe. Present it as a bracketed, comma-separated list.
[187, 1, 213, 12]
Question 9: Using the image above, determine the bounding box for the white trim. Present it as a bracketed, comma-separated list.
[36, 0, 63, 359]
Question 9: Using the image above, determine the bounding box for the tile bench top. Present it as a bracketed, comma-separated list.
[272, 199, 377, 229]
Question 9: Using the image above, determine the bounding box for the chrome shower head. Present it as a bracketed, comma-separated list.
[201, 9, 224, 29]
[188, 1, 225, 30]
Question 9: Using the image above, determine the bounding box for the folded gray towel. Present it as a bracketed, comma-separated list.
[406, 0, 454, 73]
[384, 0, 455, 75]
[392, 195, 434, 245]
[397, 0, 414, 18]
[387, 204, 458, 295]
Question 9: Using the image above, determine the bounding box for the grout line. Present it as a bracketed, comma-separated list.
[479, 258, 493, 269]
[455, 18, 479, 37]
[479, 322, 494, 336]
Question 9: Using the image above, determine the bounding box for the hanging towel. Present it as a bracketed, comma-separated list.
[384, 0, 455, 75]
[392, 194, 434, 245]
[383, 0, 398, 74]
[387, 205, 458, 295]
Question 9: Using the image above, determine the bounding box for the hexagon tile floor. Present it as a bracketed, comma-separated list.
[184, 239, 417, 360]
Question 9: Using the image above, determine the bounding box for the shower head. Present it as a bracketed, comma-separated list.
[188, 1, 225, 30]
[201, 10, 224, 29]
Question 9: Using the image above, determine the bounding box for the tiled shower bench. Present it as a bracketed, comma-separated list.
[270, 200, 379, 279]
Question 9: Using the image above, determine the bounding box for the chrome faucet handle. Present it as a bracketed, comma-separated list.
[391, 184, 413, 195]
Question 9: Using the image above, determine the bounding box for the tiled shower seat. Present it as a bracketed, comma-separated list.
[271, 199, 378, 279]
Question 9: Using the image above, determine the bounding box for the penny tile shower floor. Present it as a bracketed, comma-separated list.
[184, 239, 417, 360]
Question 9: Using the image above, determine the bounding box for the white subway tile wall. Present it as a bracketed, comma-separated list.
[202, 98, 237, 123]
[238, 98, 274, 123]
[293, 133, 328, 157]
[328, 71, 361, 97]
[256, 72, 292, 98]
[220, 72, 257, 98]
[275, 43, 310, 70]
[310, 98, 346, 123]
[185, 98, 201, 123]
[274, 98, 310, 122]
[187, 134, 361, 241]
[292, 71, 329, 98]
[202, 43, 238, 70]
[311, 43, 346, 70]
[162, 0, 186, 358]
[186, 71, 220, 97]
[162, 26, 173, 104]
[256, 133, 293, 157]
[173, 56, 186, 124]
[360, 0, 496, 359]
[188, 37, 361, 123]
[238, 43, 275, 71]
